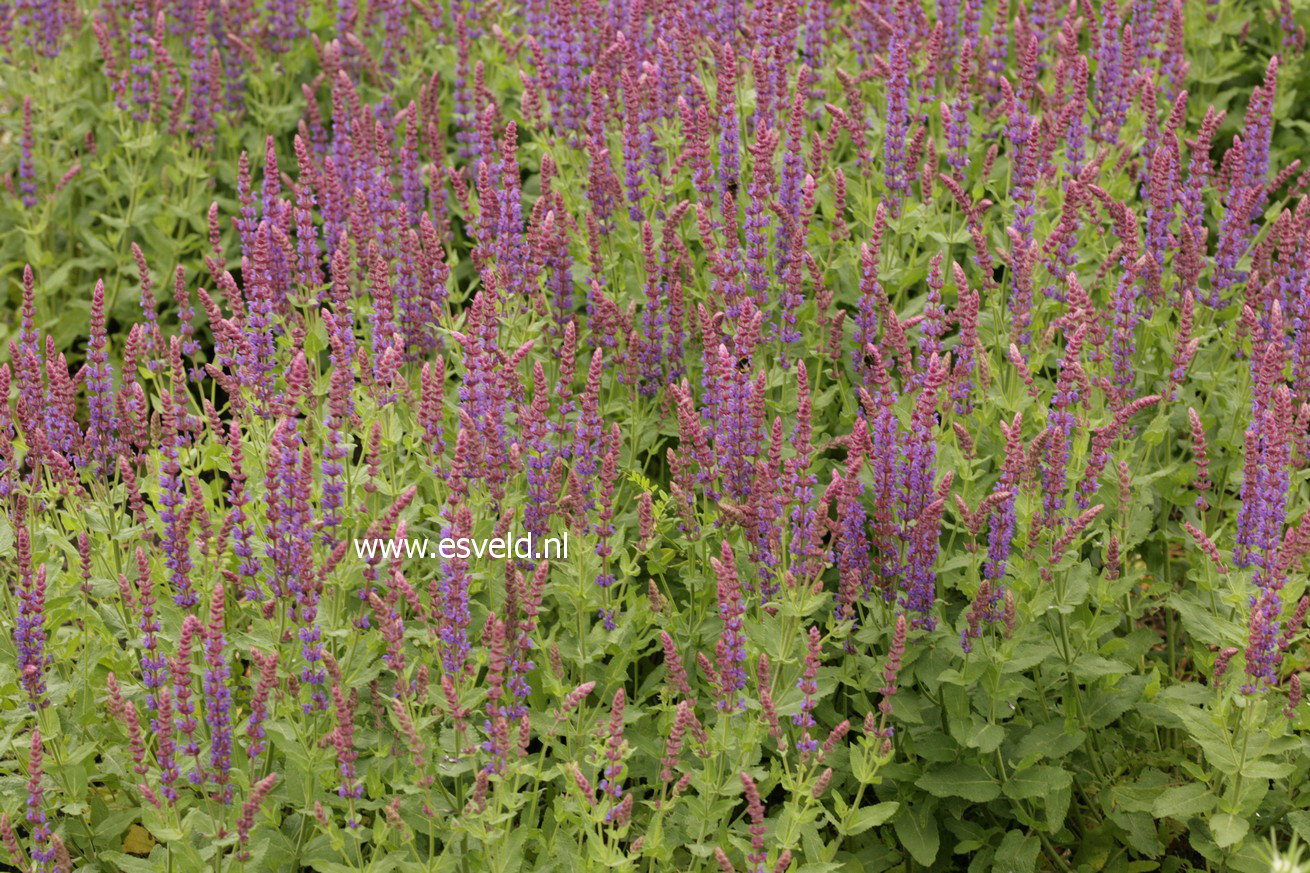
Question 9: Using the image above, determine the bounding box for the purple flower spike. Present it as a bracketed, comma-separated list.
[710, 541, 747, 712]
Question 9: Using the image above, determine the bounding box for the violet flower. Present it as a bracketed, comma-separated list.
[711, 541, 747, 712]
[235, 774, 278, 860]
[172, 615, 201, 765]
[329, 674, 362, 805]
[148, 370, 194, 602]
[741, 772, 767, 873]
[883, 34, 911, 215]
[127, 0, 152, 120]
[793, 626, 821, 757]
[598, 688, 627, 814]
[291, 137, 323, 288]
[42, 339, 80, 458]
[25, 730, 53, 873]
[1236, 383, 1294, 574]
[1040, 325, 1088, 533]
[436, 505, 473, 674]
[479, 614, 511, 772]
[201, 584, 233, 803]
[1245, 586, 1284, 693]
[899, 358, 949, 628]
[155, 686, 179, 802]
[320, 312, 354, 542]
[743, 126, 777, 309]
[716, 42, 741, 197]
[638, 221, 670, 394]
[241, 223, 281, 414]
[1092, 0, 1128, 143]
[833, 427, 872, 622]
[787, 361, 824, 578]
[942, 41, 974, 175]
[186, 0, 216, 149]
[854, 207, 887, 373]
[131, 547, 166, 713]
[14, 527, 49, 709]
[265, 0, 307, 53]
[520, 362, 556, 541]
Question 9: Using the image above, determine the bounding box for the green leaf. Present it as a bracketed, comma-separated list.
[1150, 783, 1217, 820]
[142, 804, 186, 842]
[1111, 811, 1164, 857]
[1085, 675, 1148, 729]
[845, 802, 899, 836]
[1071, 654, 1130, 679]
[1287, 810, 1310, 843]
[1052, 564, 1090, 613]
[995, 830, 1041, 873]
[100, 851, 162, 873]
[1209, 812, 1249, 849]
[1167, 702, 1240, 776]
[945, 818, 991, 854]
[168, 839, 205, 872]
[941, 684, 972, 743]
[894, 803, 940, 867]
[1169, 594, 1242, 648]
[1239, 758, 1293, 779]
[1140, 413, 1169, 446]
[1003, 766, 1072, 801]
[1001, 643, 1054, 674]
[93, 808, 140, 841]
[850, 746, 876, 784]
[1110, 771, 1171, 813]
[965, 721, 1006, 754]
[1045, 781, 1072, 834]
[304, 862, 360, 873]
[1014, 722, 1085, 763]
[916, 764, 1000, 802]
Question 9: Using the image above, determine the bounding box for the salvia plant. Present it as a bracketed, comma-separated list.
[0, 0, 1308, 871]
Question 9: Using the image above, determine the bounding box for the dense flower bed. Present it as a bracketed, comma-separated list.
[0, 0, 1309, 871]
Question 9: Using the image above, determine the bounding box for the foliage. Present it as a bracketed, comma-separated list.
[0, 1, 1308, 872]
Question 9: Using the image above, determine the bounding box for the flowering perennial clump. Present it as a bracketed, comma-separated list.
[0, 0, 1308, 870]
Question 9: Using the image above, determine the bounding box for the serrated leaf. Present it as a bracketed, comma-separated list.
[916, 764, 1000, 802]
[100, 851, 161, 873]
[995, 830, 1040, 873]
[1150, 783, 1216, 820]
[1140, 413, 1169, 446]
[1287, 810, 1310, 843]
[850, 746, 876, 784]
[845, 802, 899, 836]
[893, 803, 939, 867]
[966, 721, 1005, 753]
[93, 808, 140, 841]
[1071, 654, 1130, 679]
[141, 804, 185, 843]
[1210, 812, 1249, 849]
[1169, 594, 1242, 648]
[1003, 766, 1072, 801]
[305, 862, 359, 873]
[1111, 811, 1164, 857]
[1110, 771, 1171, 813]
[1045, 781, 1072, 833]
[1001, 643, 1056, 674]
[1167, 702, 1240, 776]
[1015, 722, 1085, 763]
[1240, 758, 1293, 779]
[942, 684, 972, 742]
[1052, 565, 1090, 613]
